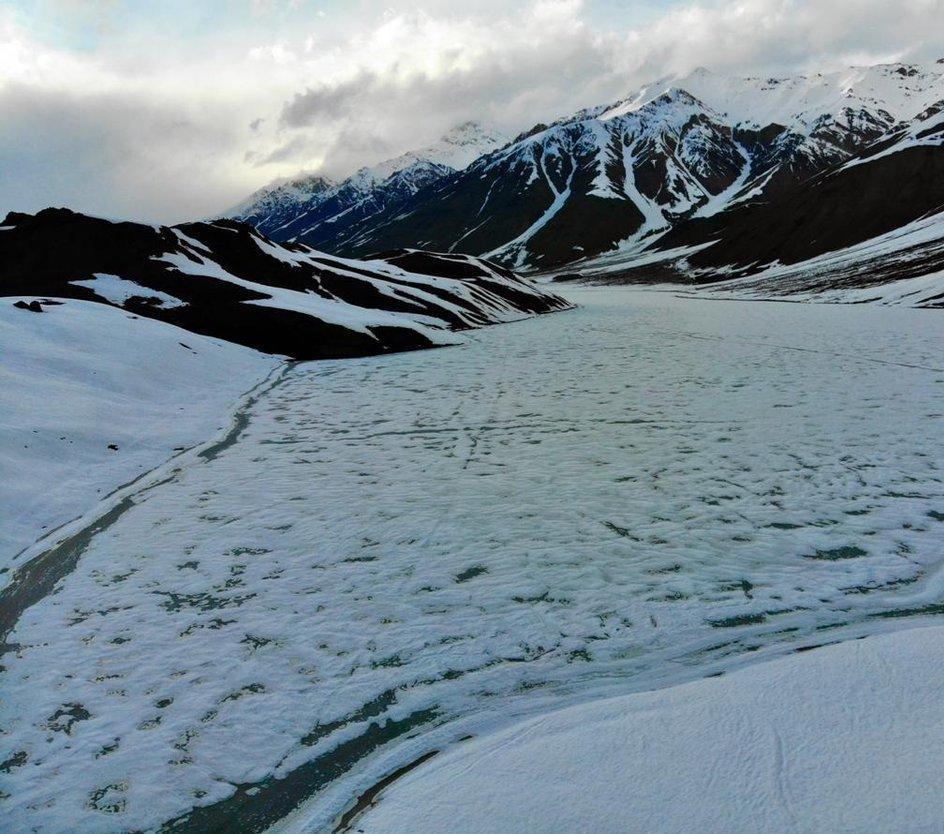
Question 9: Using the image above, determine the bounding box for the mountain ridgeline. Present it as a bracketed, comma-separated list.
[0, 208, 570, 360]
[232, 61, 944, 299]
[230, 121, 506, 251]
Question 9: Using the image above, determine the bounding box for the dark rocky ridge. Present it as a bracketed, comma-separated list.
[0, 209, 571, 360]
[648, 146, 944, 276]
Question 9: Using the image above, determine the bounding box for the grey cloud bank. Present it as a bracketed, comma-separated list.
[1, 0, 942, 223]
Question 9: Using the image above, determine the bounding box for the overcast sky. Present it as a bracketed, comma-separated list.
[1, 0, 942, 223]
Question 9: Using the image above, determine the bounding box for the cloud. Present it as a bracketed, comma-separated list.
[0, 82, 252, 222]
[1, 0, 942, 223]
[280, 71, 377, 127]
[267, 0, 944, 178]
[627, 0, 944, 78]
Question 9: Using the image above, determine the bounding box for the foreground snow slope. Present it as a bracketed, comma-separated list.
[0, 299, 278, 565]
[355, 625, 944, 834]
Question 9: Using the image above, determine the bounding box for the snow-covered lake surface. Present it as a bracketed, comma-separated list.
[3, 288, 944, 832]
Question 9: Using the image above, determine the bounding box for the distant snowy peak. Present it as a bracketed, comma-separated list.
[609, 61, 944, 131]
[347, 154, 452, 194]
[228, 173, 335, 233]
[230, 121, 506, 241]
[423, 120, 508, 169]
[360, 121, 507, 179]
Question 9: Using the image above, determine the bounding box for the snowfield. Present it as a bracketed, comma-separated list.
[688, 208, 944, 307]
[353, 625, 944, 834]
[0, 299, 278, 567]
[2, 289, 943, 832]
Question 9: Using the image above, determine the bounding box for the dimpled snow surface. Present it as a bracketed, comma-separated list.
[3, 288, 944, 832]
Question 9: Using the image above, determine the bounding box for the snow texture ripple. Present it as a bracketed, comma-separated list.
[2, 289, 944, 832]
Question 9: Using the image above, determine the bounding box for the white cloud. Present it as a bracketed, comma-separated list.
[1, 0, 942, 223]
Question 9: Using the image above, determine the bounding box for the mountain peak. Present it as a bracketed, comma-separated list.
[224, 173, 336, 227]
[228, 119, 506, 242]
[418, 121, 507, 168]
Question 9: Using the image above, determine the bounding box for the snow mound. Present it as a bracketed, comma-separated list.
[354, 626, 944, 834]
[0, 299, 278, 563]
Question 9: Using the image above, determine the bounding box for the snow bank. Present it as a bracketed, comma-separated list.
[0, 299, 278, 567]
[355, 626, 944, 834]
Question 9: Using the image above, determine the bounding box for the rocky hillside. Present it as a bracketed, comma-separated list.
[0, 208, 571, 360]
[555, 93, 944, 306]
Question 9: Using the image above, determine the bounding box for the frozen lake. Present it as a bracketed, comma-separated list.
[4, 288, 944, 832]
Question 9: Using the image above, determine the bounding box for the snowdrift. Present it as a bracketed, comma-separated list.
[352, 626, 944, 834]
[0, 299, 280, 561]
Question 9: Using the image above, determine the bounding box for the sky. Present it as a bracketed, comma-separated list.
[1, 0, 942, 223]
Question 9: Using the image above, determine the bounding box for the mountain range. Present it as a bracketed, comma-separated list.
[229, 121, 506, 251]
[231, 61, 944, 302]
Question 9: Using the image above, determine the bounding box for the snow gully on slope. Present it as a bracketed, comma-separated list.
[486, 152, 576, 267]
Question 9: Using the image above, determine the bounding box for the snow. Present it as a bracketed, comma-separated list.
[472, 60, 944, 269]
[609, 61, 944, 132]
[613, 139, 671, 239]
[486, 154, 575, 265]
[3, 289, 943, 833]
[691, 141, 751, 218]
[231, 121, 506, 234]
[71, 274, 186, 308]
[693, 208, 944, 306]
[370, 122, 507, 179]
[157, 233, 560, 340]
[353, 625, 944, 834]
[160, 249, 447, 339]
[552, 240, 715, 276]
[0, 299, 278, 570]
[842, 102, 944, 170]
[559, 187, 944, 304]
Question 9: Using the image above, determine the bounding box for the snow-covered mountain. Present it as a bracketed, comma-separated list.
[229, 121, 506, 244]
[226, 174, 335, 238]
[561, 85, 944, 306]
[292, 60, 944, 275]
[0, 208, 570, 360]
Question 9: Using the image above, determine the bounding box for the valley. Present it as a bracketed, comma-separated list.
[3, 289, 943, 832]
[4, 29, 944, 833]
